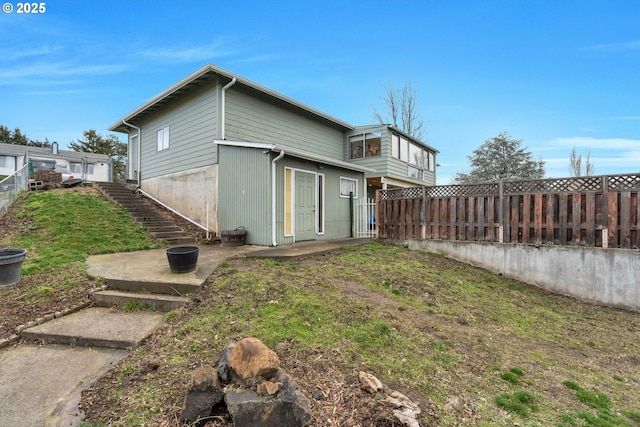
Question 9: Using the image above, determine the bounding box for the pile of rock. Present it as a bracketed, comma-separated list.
[358, 371, 422, 427]
[180, 337, 312, 427]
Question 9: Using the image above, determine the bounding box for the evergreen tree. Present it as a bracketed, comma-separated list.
[454, 132, 545, 183]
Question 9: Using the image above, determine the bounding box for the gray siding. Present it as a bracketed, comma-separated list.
[225, 88, 345, 159]
[218, 145, 272, 245]
[138, 80, 218, 180]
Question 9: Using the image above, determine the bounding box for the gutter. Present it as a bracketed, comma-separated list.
[122, 120, 141, 186]
[220, 77, 237, 140]
[271, 149, 285, 246]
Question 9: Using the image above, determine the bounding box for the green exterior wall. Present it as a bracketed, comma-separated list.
[218, 145, 365, 246]
[225, 87, 345, 159]
[218, 145, 272, 245]
[137, 79, 218, 180]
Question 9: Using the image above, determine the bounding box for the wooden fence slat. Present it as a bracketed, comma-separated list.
[572, 193, 582, 245]
[534, 194, 543, 243]
[505, 195, 520, 243]
[467, 197, 475, 241]
[449, 197, 457, 240]
[458, 197, 465, 241]
[487, 196, 495, 241]
[585, 192, 595, 246]
[522, 194, 531, 242]
[636, 192, 640, 249]
[608, 192, 618, 247]
[478, 197, 485, 241]
[559, 193, 568, 245]
[620, 191, 631, 248]
[546, 195, 555, 243]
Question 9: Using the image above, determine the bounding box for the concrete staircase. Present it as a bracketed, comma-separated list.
[93, 182, 195, 245]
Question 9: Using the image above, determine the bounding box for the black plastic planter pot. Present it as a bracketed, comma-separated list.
[0, 248, 27, 286]
[166, 246, 199, 273]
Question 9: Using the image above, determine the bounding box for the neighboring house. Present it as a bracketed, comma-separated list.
[108, 64, 438, 246]
[0, 142, 112, 182]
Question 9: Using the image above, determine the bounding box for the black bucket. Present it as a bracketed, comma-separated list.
[166, 246, 199, 273]
[0, 248, 27, 286]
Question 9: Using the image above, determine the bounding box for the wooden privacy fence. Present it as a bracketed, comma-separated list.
[377, 173, 640, 249]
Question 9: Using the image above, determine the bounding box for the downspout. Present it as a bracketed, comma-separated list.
[271, 149, 285, 246]
[122, 120, 141, 186]
[220, 77, 237, 140]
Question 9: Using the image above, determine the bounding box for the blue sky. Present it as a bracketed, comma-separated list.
[1, 0, 639, 184]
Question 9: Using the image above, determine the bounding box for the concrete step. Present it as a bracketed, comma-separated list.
[20, 307, 166, 350]
[91, 290, 190, 312]
[105, 278, 201, 296]
[152, 230, 193, 239]
[145, 225, 183, 232]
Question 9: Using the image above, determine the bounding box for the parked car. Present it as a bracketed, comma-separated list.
[54, 166, 80, 182]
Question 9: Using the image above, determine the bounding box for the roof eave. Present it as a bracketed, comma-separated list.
[109, 64, 355, 133]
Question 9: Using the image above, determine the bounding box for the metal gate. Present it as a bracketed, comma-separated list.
[354, 197, 376, 238]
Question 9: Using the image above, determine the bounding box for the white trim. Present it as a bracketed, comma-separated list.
[285, 167, 324, 242]
[339, 176, 358, 198]
[317, 173, 325, 236]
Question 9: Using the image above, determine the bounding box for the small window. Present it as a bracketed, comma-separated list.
[399, 137, 408, 162]
[391, 134, 399, 159]
[409, 143, 421, 166]
[340, 177, 358, 198]
[365, 131, 381, 157]
[157, 126, 170, 151]
[0, 155, 16, 170]
[349, 134, 364, 159]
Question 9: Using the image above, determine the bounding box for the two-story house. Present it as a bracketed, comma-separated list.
[108, 64, 437, 246]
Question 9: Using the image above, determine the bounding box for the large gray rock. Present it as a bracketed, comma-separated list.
[180, 365, 224, 424]
[225, 369, 312, 427]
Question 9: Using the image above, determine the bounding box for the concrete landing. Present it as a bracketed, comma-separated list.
[86, 244, 256, 295]
[0, 344, 127, 427]
[21, 307, 166, 350]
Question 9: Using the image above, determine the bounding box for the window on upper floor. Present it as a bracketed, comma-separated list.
[157, 126, 170, 151]
[391, 131, 436, 180]
[349, 131, 381, 159]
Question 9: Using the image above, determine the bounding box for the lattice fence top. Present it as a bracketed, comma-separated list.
[379, 187, 424, 200]
[609, 174, 640, 190]
[378, 173, 640, 200]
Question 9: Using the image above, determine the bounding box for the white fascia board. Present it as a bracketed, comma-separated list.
[214, 139, 374, 173]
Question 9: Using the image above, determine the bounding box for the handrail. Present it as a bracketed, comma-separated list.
[136, 188, 211, 233]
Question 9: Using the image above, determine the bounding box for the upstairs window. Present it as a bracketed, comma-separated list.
[391, 131, 436, 180]
[157, 126, 170, 151]
[349, 131, 381, 159]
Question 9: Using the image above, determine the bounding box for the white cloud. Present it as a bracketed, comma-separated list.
[584, 40, 640, 52]
[548, 137, 640, 150]
[139, 40, 239, 63]
[0, 62, 129, 85]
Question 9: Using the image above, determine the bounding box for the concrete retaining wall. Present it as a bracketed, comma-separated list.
[406, 239, 640, 312]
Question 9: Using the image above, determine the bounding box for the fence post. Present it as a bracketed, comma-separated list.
[421, 186, 427, 239]
[498, 180, 504, 243]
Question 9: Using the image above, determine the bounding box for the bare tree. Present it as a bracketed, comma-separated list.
[373, 79, 425, 140]
[569, 148, 595, 177]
